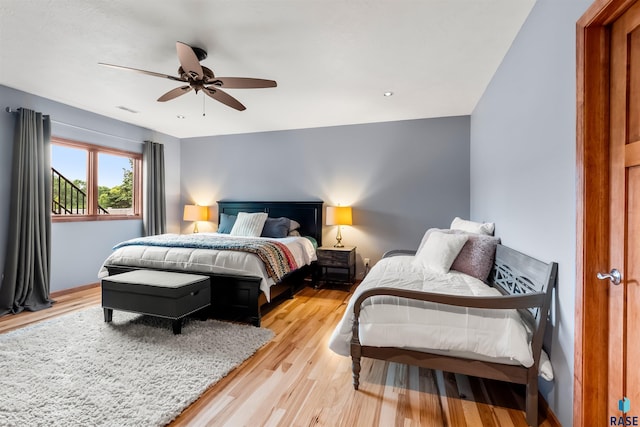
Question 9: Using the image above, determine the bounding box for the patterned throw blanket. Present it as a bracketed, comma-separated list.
[113, 234, 298, 282]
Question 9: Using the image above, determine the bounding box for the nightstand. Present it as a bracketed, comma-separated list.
[316, 246, 356, 287]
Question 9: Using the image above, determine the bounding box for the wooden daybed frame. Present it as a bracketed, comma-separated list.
[350, 244, 558, 427]
[106, 200, 323, 327]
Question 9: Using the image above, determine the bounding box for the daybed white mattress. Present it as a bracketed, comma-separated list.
[328, 255, 553, 379]
[98, 233, 317, 301]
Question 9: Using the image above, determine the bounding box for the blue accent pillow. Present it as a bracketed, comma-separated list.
[261, 217, 291, 238]
[218, 213, 236, 234]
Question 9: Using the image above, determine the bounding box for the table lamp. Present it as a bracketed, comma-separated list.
[326, 206, 352, 247]
[183, 204, 208, 233]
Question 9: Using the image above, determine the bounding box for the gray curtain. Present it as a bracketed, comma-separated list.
[0, 108, 53, 315]
[143, 140, 166, 236]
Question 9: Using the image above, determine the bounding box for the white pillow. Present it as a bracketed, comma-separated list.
[230, 212, 268, 237]
[450, 217, 495, 236]
[412, 231, 469, 274]
[417, 228, 449, 253]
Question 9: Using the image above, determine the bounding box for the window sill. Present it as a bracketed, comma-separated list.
[52, 214, 142, 223]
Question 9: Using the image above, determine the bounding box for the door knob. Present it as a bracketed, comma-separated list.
[597, 269, 622, 285]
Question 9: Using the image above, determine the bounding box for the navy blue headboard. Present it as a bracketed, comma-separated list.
[217, 200, 324, 247]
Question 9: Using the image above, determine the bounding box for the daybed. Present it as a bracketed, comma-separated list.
[329, 223, 557, 427]
[99, 200, 323, 326]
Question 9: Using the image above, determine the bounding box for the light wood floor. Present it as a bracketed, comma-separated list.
[0, 284, 558, 427]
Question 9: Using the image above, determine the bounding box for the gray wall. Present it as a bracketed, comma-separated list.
[180, 116, 471, 274]
[0, 84, 182, 292]
[470, 1, 591, 425]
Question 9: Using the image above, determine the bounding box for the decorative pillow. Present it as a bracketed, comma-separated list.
[217, 213, 236, 234]
[288, 230, 301, 237]
[289, 219, 301, 231]
[450, 217, 495, 235]
[417, 228, 449, 253]
[229, 212, 268, 237]
[451, 233, 500, 281]
[261, 217, 291, 238]
[412, 231, 468, 274]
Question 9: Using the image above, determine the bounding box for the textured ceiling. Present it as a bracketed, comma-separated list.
[0, 0, 535, 139]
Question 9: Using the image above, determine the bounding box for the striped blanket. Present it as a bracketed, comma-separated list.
[113, 234, 298, 282]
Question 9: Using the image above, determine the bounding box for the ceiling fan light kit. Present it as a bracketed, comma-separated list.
[99, 41, 276, 112]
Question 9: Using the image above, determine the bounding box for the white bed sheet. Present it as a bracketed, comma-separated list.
[328, 255, 553, 380]
[98, 233, 317, 301]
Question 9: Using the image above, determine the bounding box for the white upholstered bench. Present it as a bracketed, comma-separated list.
[101, 270, 211, 334]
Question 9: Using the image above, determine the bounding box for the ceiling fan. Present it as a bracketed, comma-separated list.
[99, 41, 277, 111]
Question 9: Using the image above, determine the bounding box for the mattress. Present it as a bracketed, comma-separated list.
[328, 255, 553, 380]
[98, 233, 317, 301]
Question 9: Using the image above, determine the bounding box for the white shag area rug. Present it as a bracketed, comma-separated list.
[0, 306, 274, 427]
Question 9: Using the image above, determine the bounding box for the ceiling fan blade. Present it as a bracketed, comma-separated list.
[176, 41, 204, 80]
[98, 63, 186, 82]
[213, 77, 277, 89]
[157, 85, 192, 102]
[203, 87, 246, 111]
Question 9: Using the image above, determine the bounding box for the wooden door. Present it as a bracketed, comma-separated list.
[610, 2, 640, 417]
[576, 0, 640, 424]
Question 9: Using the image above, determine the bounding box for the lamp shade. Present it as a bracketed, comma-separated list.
[183, 205, 208, 222]
[326, 206, 352, 226]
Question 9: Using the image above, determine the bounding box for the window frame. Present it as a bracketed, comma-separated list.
[51, 137, 142, 223]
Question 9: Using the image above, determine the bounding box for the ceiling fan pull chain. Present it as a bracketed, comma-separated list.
[203, 91, 206, 117]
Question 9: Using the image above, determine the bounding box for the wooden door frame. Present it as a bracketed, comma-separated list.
[575, 0, 636, 424]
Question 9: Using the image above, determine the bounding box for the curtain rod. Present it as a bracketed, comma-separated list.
[5, 106, 143, 145]
[6, 106, 49, 119]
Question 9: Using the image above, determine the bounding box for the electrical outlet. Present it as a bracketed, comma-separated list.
[364, 258, 370, 267]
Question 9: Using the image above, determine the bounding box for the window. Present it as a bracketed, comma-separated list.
[51, 137, 142, 221]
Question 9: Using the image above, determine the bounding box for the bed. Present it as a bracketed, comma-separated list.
[329, 230, 557, 427]
[99, 200, 323, 326]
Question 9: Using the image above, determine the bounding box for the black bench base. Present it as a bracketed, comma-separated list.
[101, 270, 211, 335]
[102, 307, 193, 334]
